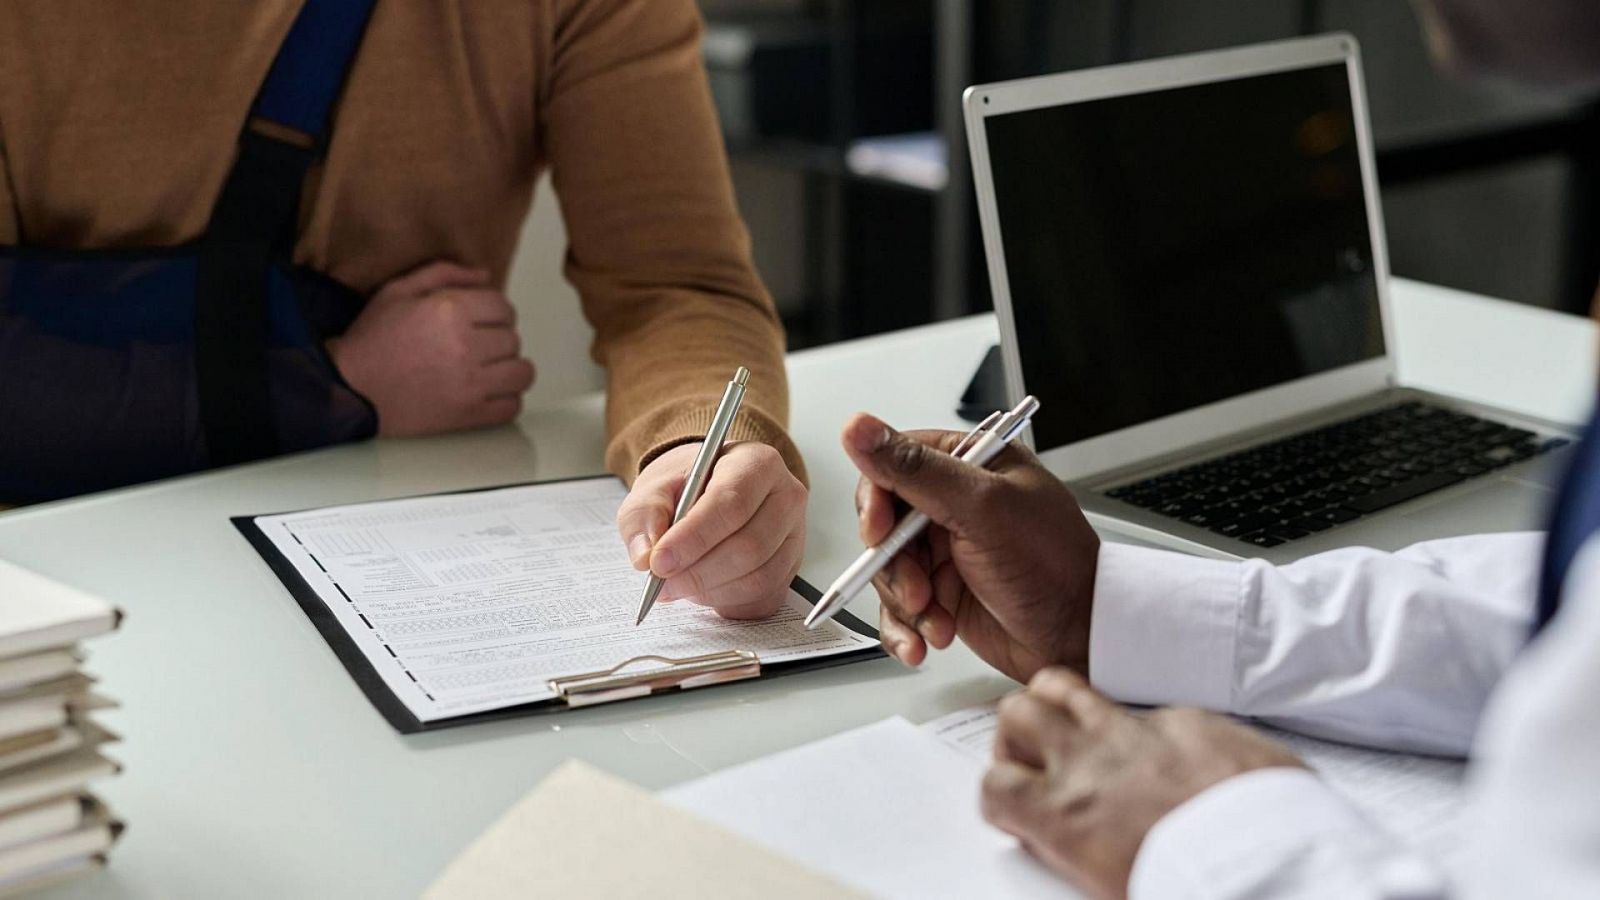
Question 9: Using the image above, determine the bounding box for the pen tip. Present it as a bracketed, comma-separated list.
[635, 607, 648, 626]
[805, 590, 841, 630]
[733, 366, 750, 386]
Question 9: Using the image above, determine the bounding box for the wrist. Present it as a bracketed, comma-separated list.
[1054, 533, 1099, 675]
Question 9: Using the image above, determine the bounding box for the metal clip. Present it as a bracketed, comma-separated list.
[548, 650, 762, 708]
[953, 410, 1004, 457]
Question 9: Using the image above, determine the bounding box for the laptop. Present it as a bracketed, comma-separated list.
[963, 33, 1576, 563]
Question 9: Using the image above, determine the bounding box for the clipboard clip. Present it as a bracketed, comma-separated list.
[548, 650, 762, 708]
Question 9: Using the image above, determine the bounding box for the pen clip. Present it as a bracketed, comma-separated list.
[953, 411, 1004, 458]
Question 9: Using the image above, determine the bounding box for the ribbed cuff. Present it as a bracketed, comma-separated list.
[1089, 543, 1242, 711]
[606, 397, 807, 487]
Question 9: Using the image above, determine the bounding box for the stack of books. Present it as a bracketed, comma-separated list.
[0, 559, 123, 895]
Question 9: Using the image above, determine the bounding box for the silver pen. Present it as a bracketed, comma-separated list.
[635, 367, 751, 626]
[805, 395, 1041, 630]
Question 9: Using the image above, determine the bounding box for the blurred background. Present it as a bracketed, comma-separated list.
[510, 0, 1600, 407]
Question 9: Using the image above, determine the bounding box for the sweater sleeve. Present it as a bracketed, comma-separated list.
[540, 0, 802, 485]
[0, 93, 17, 244]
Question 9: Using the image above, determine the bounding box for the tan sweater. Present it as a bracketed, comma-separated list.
[0, 0, 801, 484]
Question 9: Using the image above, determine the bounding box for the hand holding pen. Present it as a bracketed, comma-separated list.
[624, 368, 809, 625]
[807, 396, 1039, 629]
[826, 401, 1105, 685]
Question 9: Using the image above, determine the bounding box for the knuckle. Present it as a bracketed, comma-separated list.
[1029, 666, 1081, 696]
[781, 483, 808, 518]
[996, 692, 1030, 725]
[749, 441, 782, 466]
[1152, 707, 1204, 730]
[426, 291, 458, 316]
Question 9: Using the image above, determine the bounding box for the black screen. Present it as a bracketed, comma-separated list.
[986, 63, 1384, 451]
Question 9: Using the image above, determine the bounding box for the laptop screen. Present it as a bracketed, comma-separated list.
[985, 62, 1384, 452]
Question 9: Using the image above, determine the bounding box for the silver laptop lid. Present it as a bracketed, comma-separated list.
[964, 34, 1396, 482]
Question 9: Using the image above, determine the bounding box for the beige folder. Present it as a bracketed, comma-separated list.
[425, 761, 861, 900]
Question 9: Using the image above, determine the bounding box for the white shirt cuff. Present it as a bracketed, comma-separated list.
[1088, 542, 1242, 710]
[1131, 768, 1443, 900]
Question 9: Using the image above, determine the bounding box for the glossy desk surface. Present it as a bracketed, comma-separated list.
[3, 278, 1590, 897]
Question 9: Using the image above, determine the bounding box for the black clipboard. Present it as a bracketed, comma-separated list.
[233, 476, 885, 734]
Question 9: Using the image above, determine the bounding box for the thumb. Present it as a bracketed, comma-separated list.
[841, 414, 987, 531]
[616, 479, 678, 571]
[383, 260, 490, 299]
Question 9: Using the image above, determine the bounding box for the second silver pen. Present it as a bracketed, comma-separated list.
[634, 367, 751, 626]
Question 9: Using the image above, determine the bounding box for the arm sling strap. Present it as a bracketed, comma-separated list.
[0, 0, 379, 501]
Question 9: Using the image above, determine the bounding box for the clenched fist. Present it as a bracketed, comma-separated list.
[330, 260, 536, 436]
[982, 669, 1305, 899]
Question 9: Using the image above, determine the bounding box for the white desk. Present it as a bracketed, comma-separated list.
[3, 278, 1592, 898]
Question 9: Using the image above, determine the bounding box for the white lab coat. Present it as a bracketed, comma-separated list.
[1086, 534, 1600, 898]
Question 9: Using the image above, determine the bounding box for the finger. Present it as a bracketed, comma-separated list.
[878, 552, 956, 650]
[980, 761, 1050, 839]
[678, 532, 804, 620]
[467, 326, 521, 363]
[877, 603, 927, 667]
[660, 488, 800, 600]
[855, 478, 899, 545]
[995, 691, 1081, 769]
[462, 394, 522, 429]
[651, 444, 787, 579]
[871, 550, 934, 626]
[384, 260, 489, 297]
[929, 558, 967, 632]
[478, 357, 536, 399]
[840, 414, 993, 531]
[1027, 667, 1115, 730]
[616, 468, 682, 569]
[447, 288, 518, 328]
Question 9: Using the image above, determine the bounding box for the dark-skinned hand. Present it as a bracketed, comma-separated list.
[982, 668, 1306, 899]
[843, 414, 1100, 682]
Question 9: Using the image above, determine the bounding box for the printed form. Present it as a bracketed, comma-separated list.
[254, 479, 876, 723]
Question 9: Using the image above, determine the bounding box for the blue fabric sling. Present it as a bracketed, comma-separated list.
[1535, 406, 1600, 634]
[0, 0, 379, 501]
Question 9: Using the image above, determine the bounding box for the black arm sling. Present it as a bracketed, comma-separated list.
[0, 0, 379, 502]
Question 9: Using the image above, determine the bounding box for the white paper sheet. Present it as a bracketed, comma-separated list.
[664, 717, 1076, 900]
[925, 704, 1468, 863]
[254, 479, 877, 723]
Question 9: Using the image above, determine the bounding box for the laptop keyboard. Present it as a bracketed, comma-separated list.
[1104, 401, 1568, 549]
